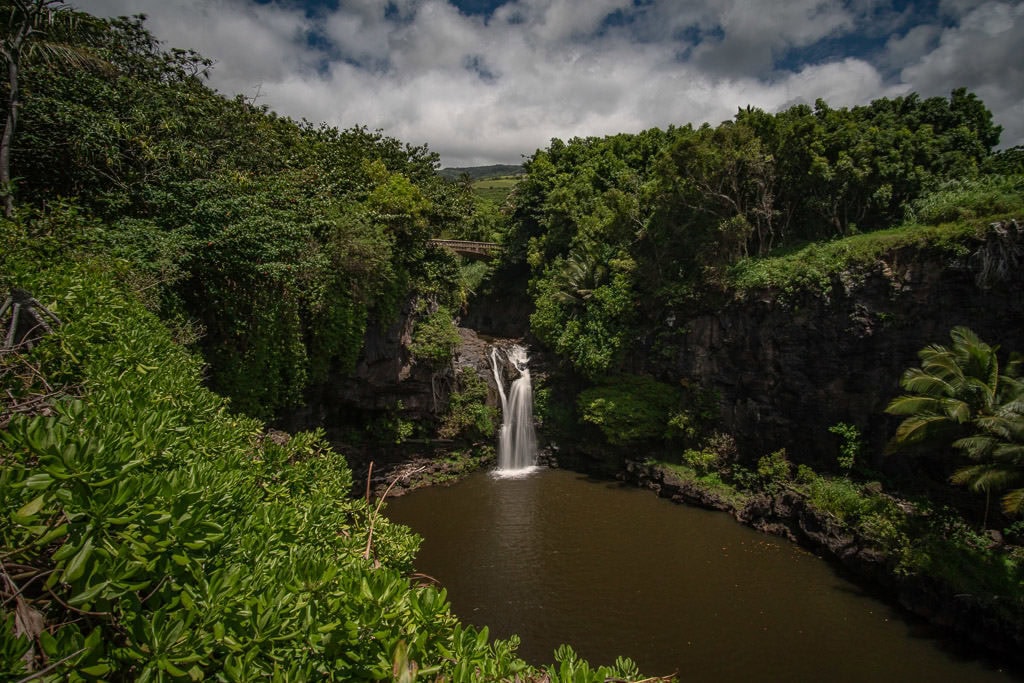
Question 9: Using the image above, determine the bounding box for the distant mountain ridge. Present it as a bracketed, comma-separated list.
[438, 164, 525, 181]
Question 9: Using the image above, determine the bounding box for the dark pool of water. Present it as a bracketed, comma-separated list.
[384, 468, 1019, 682]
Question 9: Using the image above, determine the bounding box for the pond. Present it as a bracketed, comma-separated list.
[384, 468, 1016, 681]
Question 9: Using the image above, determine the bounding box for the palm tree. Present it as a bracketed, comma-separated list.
[549, 246, 609, 308]
[887, 327, 1024, 523]
[886, 327, 1008, 445]
[951, 387, 1024, 520]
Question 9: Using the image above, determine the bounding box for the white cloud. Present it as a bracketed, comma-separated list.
[72, 0, 1024, 166]
[688, 0, 854, 77]
[880, 23, 941, 72]
[896, 1, 1024, 148]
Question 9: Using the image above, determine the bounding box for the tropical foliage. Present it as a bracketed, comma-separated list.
[438, 368, 498, 441]
[4, 0, 1024, 675]
[887, 327, 1024, 517]
[0, 6, 667, 679]
[3, 9, 483, 418]
[0, 203, 656, 682]
[576, 374, 685, 446]
[507, 90, 1008, 378]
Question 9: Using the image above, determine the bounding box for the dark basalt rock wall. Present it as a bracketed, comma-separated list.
[284, 298, 513, 439]
[281, 301, 446, 432]
[291, 224, 1024, 481]
[460, 262, 535, 340]
[657, 231, 1024, 469]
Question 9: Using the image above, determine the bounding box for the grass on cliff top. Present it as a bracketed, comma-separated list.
[727, 219, 977, 297]
[727, 175, 1024, 297]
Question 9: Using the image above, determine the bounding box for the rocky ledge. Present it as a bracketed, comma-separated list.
[349, 446, 496, 500]
[621, 459, 1024, 666]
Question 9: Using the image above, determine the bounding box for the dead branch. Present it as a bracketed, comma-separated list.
[14, 647, 85, 683]
[363, 465, 426, 561]
[1, 289, 61, 351]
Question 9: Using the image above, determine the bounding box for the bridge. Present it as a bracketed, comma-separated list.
[428, 239, 503, 259]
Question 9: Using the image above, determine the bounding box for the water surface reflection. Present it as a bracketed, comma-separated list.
[385, 468, 1016, 681]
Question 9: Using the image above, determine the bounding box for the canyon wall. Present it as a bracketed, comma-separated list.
[657, 227, 1024, 468]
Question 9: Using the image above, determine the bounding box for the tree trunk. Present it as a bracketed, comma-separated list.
[2, 50, 20, 219]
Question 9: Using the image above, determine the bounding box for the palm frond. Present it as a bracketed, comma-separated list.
[26, 41, 109, 73]
[993, 442, 1024, 464]
[1001, 488, 1024, 516]
[899, 369, 956, 398]
[885, 394, 947, 416]
[952, 434, 999, 460]
[887, 414, 959, 451]
[975, 413, 1024, 442]
[951, 462, 1021, 492]
[996, 396, 1024, 416]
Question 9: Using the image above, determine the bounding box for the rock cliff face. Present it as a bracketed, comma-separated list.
[294, 224, 1024, 480]
[282, 300, 452, 435]
[337, 302, 442, 416]
[655, 230, 1024, 469]
[286, 297, 512, 440]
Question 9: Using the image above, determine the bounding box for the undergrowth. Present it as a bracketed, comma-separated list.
[727, 220, 980, 298]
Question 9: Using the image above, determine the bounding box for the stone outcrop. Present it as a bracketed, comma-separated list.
[334, 301, 448, 418]
[651, 225, 1024, 469]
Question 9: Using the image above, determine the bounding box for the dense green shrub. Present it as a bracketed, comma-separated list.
[828, 423, 863, 473]
[439, 367, 497, 440]
[7, 13, 475, 419]
[1, 219, 655, 680]
[681, 447, 720, 475]
[1, 255, 451, 678]
[577, 375, 681, 446]
[408, 305, 461, 367]
[756, 449, 792, 493]
[909, 175, 1024, 225]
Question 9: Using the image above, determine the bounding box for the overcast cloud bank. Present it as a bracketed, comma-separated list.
[75, 0, 1024, 167]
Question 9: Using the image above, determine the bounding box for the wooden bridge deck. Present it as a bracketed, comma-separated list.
[428, 239, 503, 257]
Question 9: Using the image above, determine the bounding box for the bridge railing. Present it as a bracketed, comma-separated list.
[427, 239, 503, 256]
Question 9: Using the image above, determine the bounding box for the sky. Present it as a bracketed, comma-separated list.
[72, 0, 1024, 168]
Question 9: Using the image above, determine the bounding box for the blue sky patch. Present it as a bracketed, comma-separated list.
[451, 0, 509, 18]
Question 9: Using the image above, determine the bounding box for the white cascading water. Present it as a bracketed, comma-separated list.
[490, 344, 537, 474]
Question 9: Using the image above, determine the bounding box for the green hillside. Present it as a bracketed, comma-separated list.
[438, 163, 525, 181]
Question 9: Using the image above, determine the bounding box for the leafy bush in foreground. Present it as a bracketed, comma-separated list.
[0, 257, 444, 679]
[0, 224, 657, 680]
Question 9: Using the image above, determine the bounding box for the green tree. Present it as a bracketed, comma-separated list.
[657, 121, 776, 260]
[886, 327, 1024, 522]
[3, 11, 474, 416]
[577, 374, 682, 446]
[0, 0, 100, 216]
[530, 249, 636, 378]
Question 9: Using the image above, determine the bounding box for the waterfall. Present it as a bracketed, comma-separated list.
[490, 344, 537, 473]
